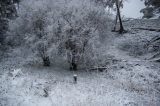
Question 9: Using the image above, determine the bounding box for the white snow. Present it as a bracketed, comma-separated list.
[0, 19, 160, 106]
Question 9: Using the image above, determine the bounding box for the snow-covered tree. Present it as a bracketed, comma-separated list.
[8, 0, 111, 69]
[57, 0, 110, 70]
[93, 0, 125, 33]
[7, 0, 55, 66]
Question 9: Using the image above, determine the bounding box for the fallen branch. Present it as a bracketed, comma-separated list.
[132, 27, 160, 32]
[150, 52, 160, 59]
[43, 88, 49, 97]
[89, 67, 108, 72]
[150, 57, 160, 62]
[150, 36, 160, 43]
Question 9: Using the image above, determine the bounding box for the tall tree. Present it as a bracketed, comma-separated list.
[115, 0, 124, 33]
[93, 0, 125, 33]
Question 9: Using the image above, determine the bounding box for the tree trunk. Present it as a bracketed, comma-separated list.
[70, 56, 77, 71]
[43, 56, 50, 66]
[70, 51, 77, 71]
[70, 62, 77, 71]
[115, 0, 124, 34]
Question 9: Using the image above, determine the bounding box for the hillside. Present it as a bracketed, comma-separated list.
[0, 19, 160, 106]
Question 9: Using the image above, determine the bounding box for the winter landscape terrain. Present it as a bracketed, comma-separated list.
[0, 19, 160, 106]
[0, 0, 160, 106]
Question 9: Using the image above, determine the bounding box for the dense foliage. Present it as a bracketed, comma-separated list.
[144, 0, 160, 7]
[7, 0, 111, 69]
[141, 0, 160, 18]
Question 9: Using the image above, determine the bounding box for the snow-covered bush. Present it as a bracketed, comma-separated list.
[118, 39, 149, 57]
[56, 0, 111, 70]
[7, 0, 111, 69]
[7, 0, 58, 66]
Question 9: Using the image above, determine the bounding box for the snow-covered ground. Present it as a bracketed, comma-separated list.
[0, 19, 160, 106]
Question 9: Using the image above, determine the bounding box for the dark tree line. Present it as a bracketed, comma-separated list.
[144, 0, 160, 8]
[141, 0, 160, 18]
[0, 0, 19, 45]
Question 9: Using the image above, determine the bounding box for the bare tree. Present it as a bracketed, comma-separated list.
[93, 0, 125, 33]
[115, 0, 124, 33]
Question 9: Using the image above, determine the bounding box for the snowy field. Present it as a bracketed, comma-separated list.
[0, 19, 160, 106]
